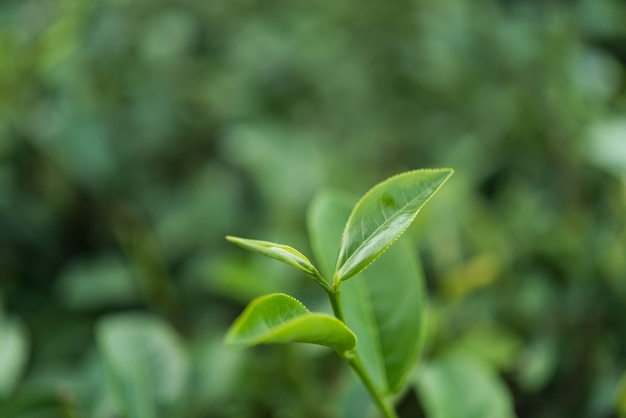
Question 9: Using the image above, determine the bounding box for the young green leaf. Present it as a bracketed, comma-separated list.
[335, 168, 453, 282]
[225, 293, 357, 355]
[226, 236, 323, 282]
[308, 191, 427, 395]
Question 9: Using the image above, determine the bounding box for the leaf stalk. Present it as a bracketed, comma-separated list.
[326, 285, 344, 323]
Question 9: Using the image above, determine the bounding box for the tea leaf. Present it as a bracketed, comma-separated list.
[415, 353, 516, 418]
[308, 191, 427, 395]
[226, 236, 321, 279]
[335, 169, 453, 282]
[225, 293, 357, 355]
[344, 240, 426, 393]
[97, 314, 189, 418]
[0, 315, 29, 398]
[307, 191, 355, 279]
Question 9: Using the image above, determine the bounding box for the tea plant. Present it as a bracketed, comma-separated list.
[225, 169, 453, 418]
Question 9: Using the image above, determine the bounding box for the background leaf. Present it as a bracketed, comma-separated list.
[618, 371, 626, 418]
[4, 0, 626, 415]
[226, 293, 357, 355]
[308, 191, 427, 394]
[414, 353, 516, 418]
[55, 254, 139, 310]
[97, 314, 189, 418]
[0, 314, 29, 398]
[307, 191, 356, 279]
[336, 169, 453, 282]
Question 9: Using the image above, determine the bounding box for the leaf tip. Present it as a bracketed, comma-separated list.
[225, 235, 239, 243]
[441, 167, 454, 177]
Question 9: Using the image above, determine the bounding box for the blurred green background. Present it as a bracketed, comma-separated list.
[1, 0, 626, 417]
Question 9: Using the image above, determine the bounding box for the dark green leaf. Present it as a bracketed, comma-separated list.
[343, 240, 426, 393]
[307, 191, 356, 279]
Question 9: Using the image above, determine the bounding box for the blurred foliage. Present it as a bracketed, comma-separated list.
[1, 0, 626, 416]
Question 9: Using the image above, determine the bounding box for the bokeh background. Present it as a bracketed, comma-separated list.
[1, 0, 626, 417]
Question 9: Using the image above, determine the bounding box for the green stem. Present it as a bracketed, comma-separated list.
[311, 269, 333, 294]
[327, 280, 397, 418]
[326, 286, 344, 322]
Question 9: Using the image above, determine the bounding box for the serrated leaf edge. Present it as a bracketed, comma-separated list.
[225, 293, 357, 354]
[335, 168, 453, 282]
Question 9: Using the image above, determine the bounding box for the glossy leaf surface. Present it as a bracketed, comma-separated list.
[226, 236, 320, 278]
[415, 353, 516, 418]
[308, 192, 427, 394]
[225, 293, 356, 355]
[335, 169, 453, 282]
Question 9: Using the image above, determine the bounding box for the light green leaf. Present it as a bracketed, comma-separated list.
[97, 314, 189, 418]
[335, 169, 453, 282]
[226, 236, 322, 281]
[225, 293, 356, 355]
[415, 353, 517, 418]
[308, 192, 427, 394]
[0, 314, 29, 398]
